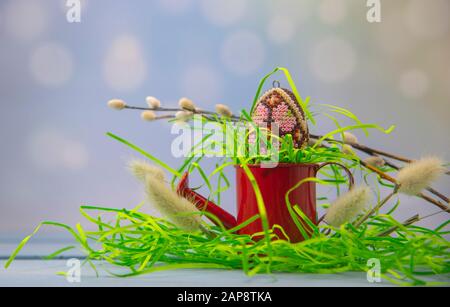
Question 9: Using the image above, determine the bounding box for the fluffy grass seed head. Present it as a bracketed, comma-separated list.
[146, 96, 161, 109]
[128, 160, 166, 182]
[343, 132, 358, 145]
[215, 104, 233, 117]
[108, 99, 126, 110]
[179, 97, 196, 111]
[144, 175, 202, 231]
[129, 160, 202, 231]
[364, 156, 385, 168]
[141, 110, 157, 121]
[324, 185, 372, 227]
[397, 156, 446, 196]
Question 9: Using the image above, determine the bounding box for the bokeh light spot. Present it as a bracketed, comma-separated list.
[30, 42, 74, 87]
[157, 0, 193, 15]
[200, 0, 247, 27]
[4, 0, 48, 42]
[28, 129, 89, 172]
[318, 0, 347, 26]
[181, 65, 222, 106]
[375, 10, 415, 56]
[267, 0, 312, 24]
[267, 15, 296, 45]
[221, 30, 265, 76]
[103, 35, 148, 92]
[404, 0, 450, 40]
[399, 69, 430, 99]
[309, 37, 356, 83]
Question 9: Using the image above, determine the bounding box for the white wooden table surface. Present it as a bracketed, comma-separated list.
[1, 239, 448, 287]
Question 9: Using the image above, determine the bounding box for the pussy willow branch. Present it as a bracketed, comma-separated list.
[310, 135, 449, 204]
[127, 103, 447, 173]
[129, 104, 449, 175]
[314, 140, 448, 213]
[347, 142, 412, 163]
[124, 105, 242, 121]
[360, 161, 449, 212]
[121, 104, 449, 212]
[310, 133, 411, 162]
[310, 133, 450, 174]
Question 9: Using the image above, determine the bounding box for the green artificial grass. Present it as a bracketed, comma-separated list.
[5, 204, 449, 286]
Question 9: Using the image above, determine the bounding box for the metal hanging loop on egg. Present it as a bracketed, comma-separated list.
[272, 80, 281, 88]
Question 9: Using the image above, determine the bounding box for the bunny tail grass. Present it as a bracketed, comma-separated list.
[397, 156, 446, 196]
[324, 185, 373, 227]
[128, 160, 166, 182]
[144, 176, 203, 231]
[130, 160, 203, 231]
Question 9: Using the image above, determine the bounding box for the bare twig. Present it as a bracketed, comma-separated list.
[359, 160, 449, 212]
[310, 134, 450, 176]
[376, 214, 420, 237]
[418, 193, 450, 212]
[376, 207, 450, 237]
[310, 134, 449, 205]
[354, 190, 397, 228]
[310, 134, 413, 163]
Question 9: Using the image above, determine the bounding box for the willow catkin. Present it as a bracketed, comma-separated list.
[175, 110, 193, 122]
[342, 144, 354, 155]
[324, 185, 372, 227]
[215, 104, 233, 117]
[179, 97, 196, 111]
[141, 110, 156, 121]
[397, 156, 446, 196]
[343, 132, 358, 145]
[108, 99, 126, 110]
[363, 156, 385, 168]
[146, 96, 161, 109]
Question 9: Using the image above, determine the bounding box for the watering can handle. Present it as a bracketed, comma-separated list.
[317, 162, 354, 190]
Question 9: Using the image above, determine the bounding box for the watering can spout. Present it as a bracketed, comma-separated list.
[177, 172, 237, 229]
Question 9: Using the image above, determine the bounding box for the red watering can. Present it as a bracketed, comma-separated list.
[177, 162, 354, 242]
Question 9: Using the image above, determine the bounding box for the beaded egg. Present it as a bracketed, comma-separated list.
[251, 87, 309, 149]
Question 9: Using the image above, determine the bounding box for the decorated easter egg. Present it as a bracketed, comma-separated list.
[251, 87, 309, 149]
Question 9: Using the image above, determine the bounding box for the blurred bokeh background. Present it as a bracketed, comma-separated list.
[0, 0, 448, 238]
